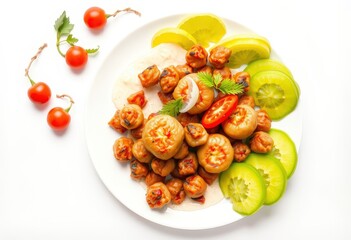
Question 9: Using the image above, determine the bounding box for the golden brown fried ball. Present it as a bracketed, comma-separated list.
[249, 131, 274, 153]
[138, 64, 160, 88]
[186, 45, 208, 69]
[113, 137, 134, 162]
[209, 45, 232, 69]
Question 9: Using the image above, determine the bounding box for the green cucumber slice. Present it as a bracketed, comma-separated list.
[244, 58, 300, 96]
[219, 162, 266, 215]
[245, 153, 287, 205]
[268, 128, 298, 179]
[248, 70, 299, 120]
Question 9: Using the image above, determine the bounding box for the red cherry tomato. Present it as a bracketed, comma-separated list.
[201, 95, 238, 129]
[84, 7, 107, 30]
[65, 46, 88, 69]
[47, 107, 71, 131]
[27, 82, 51, 104]
[47, 94, 74, 131]
[25, 43, 51, 104]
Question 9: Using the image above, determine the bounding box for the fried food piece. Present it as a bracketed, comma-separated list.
[138, 64, 160, 88]
[213, 66, 232, 79]
[130, 119, 146, 140]
[176, 112, 200, 127]
[142, 115, 184, 160]
[183, 175, 207, 199]
[108, 109, 127, 134]
[209, 45, 232, 69]
[184, 123, 209, 147]
[197, 166, 218, 185]
[113, 137, 134, 162]
[146, 182, 171, 208]
[170, 163, 187, 180]
[173, 141, 189, 160]
[166, 178, 186, 205]
[238, 94, 255, 109]
[196, 65, 213, 74]
[159, 65, 180, 93]
[132, 139, 153, 163]
[157, 90, 174, 104]
[232, 141, 251, 162]
[197, 133, 234, 173]
[127, 90, 147, 108]
[222, 105, 257, 139]
[119, 104, 144, 130]
[233, 71, 250, 92]
[249, 131, 274, 153]
[130, 159, 149, 180]
[175, 64, 193, 79]
[151, 158, 175, 177]
[256, 109, 272, 132]
[145, 172, 165, 187]
[178, 152, 199, 176]
[186, 45, 208, 69]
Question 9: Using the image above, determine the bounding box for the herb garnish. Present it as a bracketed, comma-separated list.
[54, 11, 99, 57]
[197, 72, 244, 95]
[159, 98, 183, 117]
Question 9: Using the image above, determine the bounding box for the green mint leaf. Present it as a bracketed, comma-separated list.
[213, 74, 223, 88]
[66, 34, 78, 45]
[86, 46, 100, 54]
[158, 98, 183, 117]
[218, 79, 244, 95]
[197, 72, 214, 88]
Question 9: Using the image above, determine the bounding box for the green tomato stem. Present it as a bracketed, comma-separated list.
[56, 43, 66, 58]
[56, 33, 66, 58]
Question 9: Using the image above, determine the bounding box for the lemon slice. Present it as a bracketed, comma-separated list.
[222, 38, 271, 68]
[151, 27, 197, 50]
[218, 33, 271, 51]
[177, 13, 226, 48]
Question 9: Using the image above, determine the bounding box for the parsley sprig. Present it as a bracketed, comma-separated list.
[54, 11, 99, 57]
[159, 98, 183, 117]
[197, 72, 244, 95]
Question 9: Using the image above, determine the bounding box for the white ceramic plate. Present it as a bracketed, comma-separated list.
[84, 14, 302, 230]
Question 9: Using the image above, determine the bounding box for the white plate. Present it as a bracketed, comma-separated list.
[84, 14, 302, 230]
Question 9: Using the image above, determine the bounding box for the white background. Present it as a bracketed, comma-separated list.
[1, 0, 350, 239]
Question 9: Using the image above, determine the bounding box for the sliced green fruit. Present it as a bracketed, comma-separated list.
[244, 58, 300, 96]
[245, 153, 287, 205]
[177, 13, 226, 48]
[221, 38, 270, 68]
[248, 70, 299, 120]
[245, 58, 293, 79]
[219, 162, 266, 215]
[268, 128, 298, 179]
[151, 27, 197, 50]
[217, 33, 271, 51]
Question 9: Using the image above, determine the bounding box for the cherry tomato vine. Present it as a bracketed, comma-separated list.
[47, 94, 74, 131]
[25, 43, 52, 104]
[54, 11, 99, 69]
[84, 7, 141, 30]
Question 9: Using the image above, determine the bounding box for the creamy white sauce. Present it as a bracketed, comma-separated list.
[112, 43, 224, 211]
[112, 43, 187, 117]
